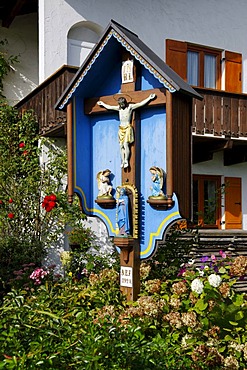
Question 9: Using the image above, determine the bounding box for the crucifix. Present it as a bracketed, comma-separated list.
[97, 93, 156, 169]
[84, 51, 171, 300]
[84, 56, 168, 187]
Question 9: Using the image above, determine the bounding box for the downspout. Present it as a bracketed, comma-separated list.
[166, 90, 173, 207]
[67, 101, 73, 204]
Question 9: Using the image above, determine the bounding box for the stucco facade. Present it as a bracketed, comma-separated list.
[39, 0, 247, 91]
[1, 13, 38, 105]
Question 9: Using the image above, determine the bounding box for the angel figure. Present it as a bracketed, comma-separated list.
[149, 166, 166, 198]
[97, 169, 113, 198]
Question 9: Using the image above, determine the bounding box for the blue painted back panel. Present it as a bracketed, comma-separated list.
[73, 58, 181, 258]
[138, 106, 179, 258]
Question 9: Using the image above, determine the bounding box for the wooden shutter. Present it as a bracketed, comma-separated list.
[225, 51, 242, 93]
[166, 39, 187, 80]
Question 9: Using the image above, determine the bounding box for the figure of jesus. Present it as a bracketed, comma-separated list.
[97, 93, 156, 168]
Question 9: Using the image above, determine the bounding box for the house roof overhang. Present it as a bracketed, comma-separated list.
[0, 0, 37, 28]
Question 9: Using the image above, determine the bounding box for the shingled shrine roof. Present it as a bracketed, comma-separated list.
[55, 19, 202, 110]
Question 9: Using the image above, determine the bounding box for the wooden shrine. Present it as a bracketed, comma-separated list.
[55, 20, 201, 300]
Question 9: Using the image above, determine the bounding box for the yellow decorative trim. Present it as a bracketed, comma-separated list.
[75, 185, 117, 234]
[141, 211, 180, 256]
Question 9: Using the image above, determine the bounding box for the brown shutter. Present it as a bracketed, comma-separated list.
[225, 51, 242, 93]
[166, 39, 187, 81]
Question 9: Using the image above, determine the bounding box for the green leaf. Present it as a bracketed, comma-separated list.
[218, 266, 226, 274]
[235, 310, 244, 321]
[224, 334, 233, 341]
[232, 294, 244, 307]
[34, 310, 63, 322]
[194, 298, 208, 311]
[229, 321, 238, 326]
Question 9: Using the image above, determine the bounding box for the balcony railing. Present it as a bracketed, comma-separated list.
[193, 87, 247, 139]
[17, 72, 247, 140]
[16, 65, 78, 137]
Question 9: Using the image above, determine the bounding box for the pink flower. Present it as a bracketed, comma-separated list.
[219, 250, 226, 258]
[211, 255, 216, 261]
[30, 268, 48, 285]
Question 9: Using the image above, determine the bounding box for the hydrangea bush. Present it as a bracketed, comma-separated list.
[158, 252, 247, 369]
[0, 246, 246, 369]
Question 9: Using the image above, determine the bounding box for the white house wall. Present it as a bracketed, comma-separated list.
[40, 0, 247, 92]
[0, 14, 38, 105]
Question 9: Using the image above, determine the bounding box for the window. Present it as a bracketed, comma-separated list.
[67, 22, 103, 67]
[187, 46, 220, 89]
[166, 39, 242, 93]
[193, 175, 222, 228]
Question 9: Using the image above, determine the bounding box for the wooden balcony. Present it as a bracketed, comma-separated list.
[16, 72, 247, 165]
[16, 65, 78, 137]
[193, 87, 247, 165]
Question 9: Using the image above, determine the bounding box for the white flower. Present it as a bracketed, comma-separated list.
[187, 259, 195, 265]
[191, 278, 204, 294]
[208, 274, 222, 288]
[196, 268, 204, 276]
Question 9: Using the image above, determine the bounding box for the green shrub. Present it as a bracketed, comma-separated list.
[0, 102, 85, 295]
[0, 237, 46, 298]
[0, 248, 246, 369]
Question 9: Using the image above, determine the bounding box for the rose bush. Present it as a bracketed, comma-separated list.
[0, 101, 84, 296]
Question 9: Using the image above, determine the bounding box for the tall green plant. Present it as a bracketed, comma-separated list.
[0, 39, 19, 97]
[0, 102, 84, 290]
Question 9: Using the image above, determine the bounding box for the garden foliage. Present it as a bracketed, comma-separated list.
[0, 101, 84, 294]
[0, 244, 246, 369]
[0, 39, 19, 98]
[0, 40, 246, 369]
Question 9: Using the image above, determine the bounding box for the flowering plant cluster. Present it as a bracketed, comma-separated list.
[0, 102, 85, 296]
[29, 267, 49, 285]
[0, 241, 247, 369]
[7, 262, 60, 292]
[137, 251, 247, 369]
[66, 226, 95, 248]
[42, 193, 57, 212]
[18, 141, 28, 156]
[0, 197, 15, 220]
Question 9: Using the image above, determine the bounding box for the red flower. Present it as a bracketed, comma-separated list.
[42, 194, 57, 212]
[19, 142, 25, 148]
[0, 200, 3, 205]
[23, 150, 28, 156]
[8, 198, 13, 203]
[49, 201, 56, 209]
[49, 194, 57, 201]
[8, 213, 14, 219]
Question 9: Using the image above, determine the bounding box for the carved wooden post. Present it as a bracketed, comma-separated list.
[67, 101, 73, 204]
[115, 237, 140, 301]
[166, 90, 174, 207]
